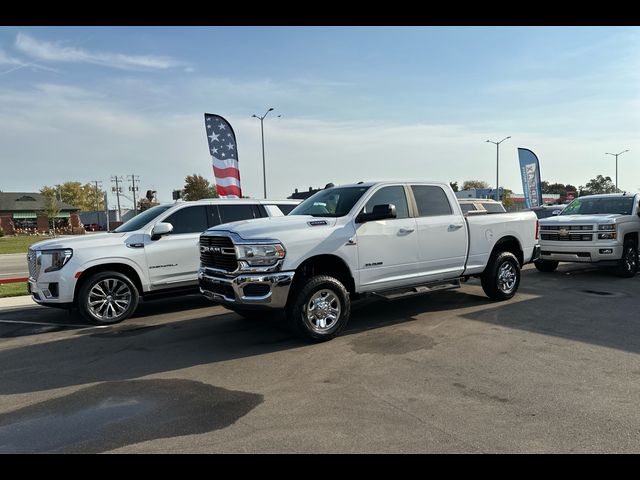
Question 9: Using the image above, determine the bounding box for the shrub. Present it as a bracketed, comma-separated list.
[0, 227, 4, 237]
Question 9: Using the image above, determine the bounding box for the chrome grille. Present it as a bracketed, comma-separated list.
[541, 233, 593, 241]
[541, 225, 593, 231]
[199, 235, 238, 272]
[27, 249, 38, 278]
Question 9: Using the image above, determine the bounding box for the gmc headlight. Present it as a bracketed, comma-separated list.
[598, 224, 616, 231]
[39, 248, 74, 272]
[235, 244, 285, 266]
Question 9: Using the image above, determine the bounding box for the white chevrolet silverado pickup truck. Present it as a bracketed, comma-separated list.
[26, 198, 300, 324]
[198, 181, 540, 342]
[535, 192, 640, 277]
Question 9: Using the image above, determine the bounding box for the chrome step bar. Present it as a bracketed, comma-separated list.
[373, 278, 462, 301]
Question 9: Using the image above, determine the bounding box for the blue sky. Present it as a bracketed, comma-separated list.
[1, 26, 638, 207]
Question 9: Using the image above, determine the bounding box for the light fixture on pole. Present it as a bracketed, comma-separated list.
[252, 107, 281, 199]
[605, 149, 629, 190]
[486, 136, 511, 201]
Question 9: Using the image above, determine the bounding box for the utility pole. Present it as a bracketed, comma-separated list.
[605, 150, 630, 191]
[252, 107, 281, 199]
[128, 175, 140, 215]
[104, 191, 110, 232]
[485, 136, 511, 201]
[91, 180, 102, 225]
[111, 176, 123, 222]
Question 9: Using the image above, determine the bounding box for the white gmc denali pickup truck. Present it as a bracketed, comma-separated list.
[535, 192, 640, 277]
[198, 181, 541, 342]
[26, 198, 300, 324]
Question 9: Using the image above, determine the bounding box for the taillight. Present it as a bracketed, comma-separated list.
[535, 220, 539, 240]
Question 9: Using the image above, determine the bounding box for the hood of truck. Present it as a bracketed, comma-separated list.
[29, 232, 132, 251]
[540, 214, 624, 225]
[205, 215, 338, 240]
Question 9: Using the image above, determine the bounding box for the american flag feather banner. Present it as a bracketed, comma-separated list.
[204, 113, 242, 198]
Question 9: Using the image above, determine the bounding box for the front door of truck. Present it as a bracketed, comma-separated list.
[144, 205, 213, 289]
[355, 185, 420, 291]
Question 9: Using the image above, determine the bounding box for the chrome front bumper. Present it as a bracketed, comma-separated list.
[198, 269, 295, 309]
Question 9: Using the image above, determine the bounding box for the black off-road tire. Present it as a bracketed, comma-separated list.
[77, 271, 140, 325]
[481, 251, 521, 301]
[285, 275, 351, 343]
[534, 259, 559, 273]
[616, 239, 638, 278]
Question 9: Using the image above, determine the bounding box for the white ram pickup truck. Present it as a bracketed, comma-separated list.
[535, 192, 640, 277]
[26, 198, 300, 324]
[198, 181, 540, 342]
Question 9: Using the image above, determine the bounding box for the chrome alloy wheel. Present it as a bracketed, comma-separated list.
[497, 262, 517, 294]
[624, 247, 637, 273]
[303, 289, 342, 333]
[87, 278, 132, 322]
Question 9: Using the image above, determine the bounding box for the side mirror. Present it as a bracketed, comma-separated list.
[356, 204, 397, 223]
[552, 210, 561, 216]
[151, 222, 173, 240]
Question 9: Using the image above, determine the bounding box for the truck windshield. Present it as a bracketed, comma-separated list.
[560, 196, 635, 216]
[289, 186, 371, 217]
[112, 205, 172, 232]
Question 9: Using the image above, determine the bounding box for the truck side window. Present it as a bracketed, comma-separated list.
[164, 206, 209, 234]
[219, 204, 257, 224]
[411, 185, 453, 217]
[364, 186, 409, 219]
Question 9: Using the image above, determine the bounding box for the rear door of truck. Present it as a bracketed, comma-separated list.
[409, 184, 468, 281]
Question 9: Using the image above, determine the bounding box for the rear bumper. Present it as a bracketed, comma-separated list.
[530, 245, 541, 263]
[539, 243, 622, 264]
[198, 268, 295, 309]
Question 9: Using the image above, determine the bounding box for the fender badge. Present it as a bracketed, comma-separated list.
[307, 220, 328, 226]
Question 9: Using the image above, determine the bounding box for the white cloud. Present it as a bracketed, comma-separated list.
[1, 79, 639, 206]
[14, 32, 188, 71]
[0, 49, 22, 65]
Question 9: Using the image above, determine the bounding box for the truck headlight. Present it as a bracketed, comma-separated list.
[598, 232, 616, 240]
[598, 224, 616, 231]
[39, 248, 74, 272]
[235, 244, 285, 266]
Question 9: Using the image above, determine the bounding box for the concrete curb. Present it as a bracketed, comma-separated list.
[0, 295, 37, 310]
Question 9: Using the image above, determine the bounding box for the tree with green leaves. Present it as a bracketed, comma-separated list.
[183, 174, 218, 201]
[502, 188, 514, 208]
[579, 175, 619, 196]
[42, 191, 60, 237]
[449, 181, 459, 192]
[40, 182, 106, 211]
[462, 180, 489, 190]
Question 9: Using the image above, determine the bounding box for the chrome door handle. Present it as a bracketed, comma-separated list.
[399, 228, 415, 234]
[448, 224, 464, 230]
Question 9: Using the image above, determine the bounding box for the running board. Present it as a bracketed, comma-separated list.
[372, 278, 462, 301]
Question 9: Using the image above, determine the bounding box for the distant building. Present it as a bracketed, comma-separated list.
[455, 188, 504, 200]
[509, 193, 561, 211]
[0, 192, 80, 234]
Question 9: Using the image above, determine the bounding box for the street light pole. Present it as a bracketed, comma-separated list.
[605, 149, 630, 191]
[252, 107, 280, 199]
[486, 136, 511, 201]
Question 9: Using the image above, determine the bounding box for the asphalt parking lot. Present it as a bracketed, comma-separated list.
[0, 263, 638, 453]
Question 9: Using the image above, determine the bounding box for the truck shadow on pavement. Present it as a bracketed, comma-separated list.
[0, 289, 493, 395]
[0, 264, 637, 395]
